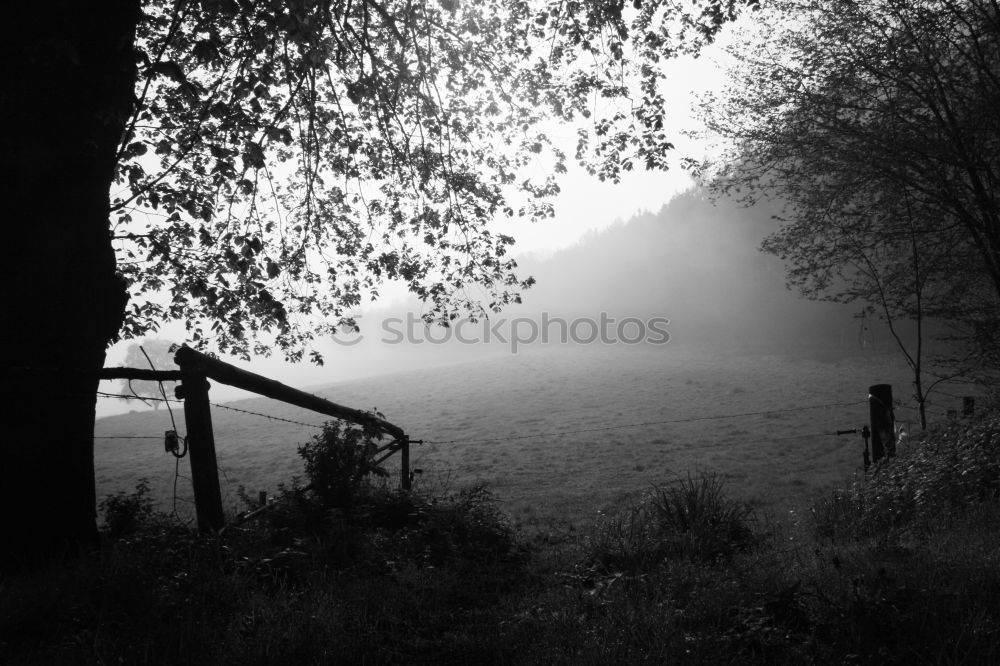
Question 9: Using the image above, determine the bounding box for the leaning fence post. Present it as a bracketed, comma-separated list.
[400, 436, 411, 491]
[868, 384, 896, 464]
[175, 372, 225, 532]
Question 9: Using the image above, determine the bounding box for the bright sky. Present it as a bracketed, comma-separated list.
[505, 46, 730, 258]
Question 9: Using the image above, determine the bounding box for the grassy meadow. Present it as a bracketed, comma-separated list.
[94, 344, 965, 528]
[5, 347, 999, 664]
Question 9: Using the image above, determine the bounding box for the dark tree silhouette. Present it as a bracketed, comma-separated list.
[0, 0, 755, 567]
[2, 2, 139, 567]
[701, 0, 1000, 299]
[697, 0, 1000, 412]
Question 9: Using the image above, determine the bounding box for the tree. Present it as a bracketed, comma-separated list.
[762, 184, 975, 428]
[695, 0, 1000, 412]
[118, 339, 180, 409]
[0, 0, 756, 567]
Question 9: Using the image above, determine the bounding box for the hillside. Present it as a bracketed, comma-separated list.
[341, 188, 870, 361]
[509, 189, 859, 350]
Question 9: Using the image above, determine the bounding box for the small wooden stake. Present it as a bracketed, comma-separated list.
[963, 397, 975, 417]
[401, 437, 411, 491]
[862, 425, 871, 471]
[868, 384, 896, 463]
[175, 374, 225, 533]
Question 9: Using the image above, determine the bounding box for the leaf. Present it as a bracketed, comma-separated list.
[209, 102, 229, 119]
[192, 39, 221, 64]
[242, 143, 266, 171]
[149, 61, 187, 83]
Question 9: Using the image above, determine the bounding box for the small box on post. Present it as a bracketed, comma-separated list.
[174, 357, 225, 533]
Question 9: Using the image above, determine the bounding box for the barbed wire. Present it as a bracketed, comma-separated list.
[210, 402, 324, 429]
[93, 396, 865, 449]
[93, 388, 973, 456]
[97, 390, 180, 404]
[97, 390, 325, 429]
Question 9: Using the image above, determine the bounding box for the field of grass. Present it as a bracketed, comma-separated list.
[94, 344, 970, 527]
[9, 407, 1000, 664]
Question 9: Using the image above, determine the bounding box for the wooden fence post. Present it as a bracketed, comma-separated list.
[868, 384, 896, 463]
[175, 373, 225, 532]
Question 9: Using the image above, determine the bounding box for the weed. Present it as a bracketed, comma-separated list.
[98, 478, 155, 538]
[587, 474, 757, 573]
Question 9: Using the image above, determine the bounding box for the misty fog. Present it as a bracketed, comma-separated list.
[98, 186, 893, 419]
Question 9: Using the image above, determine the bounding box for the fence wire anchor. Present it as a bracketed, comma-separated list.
[837, 425, 871, 471]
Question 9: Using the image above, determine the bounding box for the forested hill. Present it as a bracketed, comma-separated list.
[509, 188, 858, 353]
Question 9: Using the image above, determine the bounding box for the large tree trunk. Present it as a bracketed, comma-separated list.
[0, 1, 140, 568]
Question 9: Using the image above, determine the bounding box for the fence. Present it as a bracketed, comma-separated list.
[96, 353, 979, 533]
[100, 345, 412, 532]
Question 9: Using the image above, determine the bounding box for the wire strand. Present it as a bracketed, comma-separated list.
[209, 402, 324, 429]
[97, 391, 181, 403]
[97, 390, 325, 429]
[423, 400, 866, 446]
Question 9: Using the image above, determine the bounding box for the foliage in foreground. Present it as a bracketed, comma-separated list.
[5, 418, 1000, 664]
[812, 413, 1000, 540]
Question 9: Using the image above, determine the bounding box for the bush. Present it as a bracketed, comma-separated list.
[587, 474, 757, 573]
[390, 484, 521, 566]
[647, 474, 757, 559]
[99, 478, 155, 538]
[812, 413, 1000, 539]
[298, 420, 389, 510]
[246, 421, 524, 571]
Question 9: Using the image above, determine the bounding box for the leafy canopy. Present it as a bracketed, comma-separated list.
[697, 0, 1000, 317]
[112, 0, 754, 361]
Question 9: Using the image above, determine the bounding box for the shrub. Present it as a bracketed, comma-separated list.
[812, 413, 1000, 539]
[587, 474, 757, 573]
[647, 474, 757, 559]
[298, 420, 389, 510]
[99, 478, 155, 538]
[393, 484, 521, 566]
[253, 421, 523, 571]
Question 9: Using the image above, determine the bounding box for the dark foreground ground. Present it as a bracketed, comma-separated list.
[4, 413, 1000, 665]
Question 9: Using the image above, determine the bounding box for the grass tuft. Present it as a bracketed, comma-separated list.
[586, 473, 757, 573]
